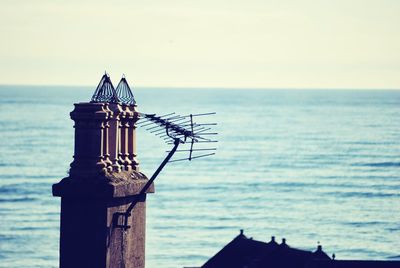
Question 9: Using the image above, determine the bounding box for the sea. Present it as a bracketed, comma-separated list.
[0, 86, 399, 268]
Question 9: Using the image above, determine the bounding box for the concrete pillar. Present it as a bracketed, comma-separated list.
[108, 103, 122, 173]
[127, 104, 139, 171]
[53, 101, 153, 268]
[69, 102, 110, 177]
[119, 104, 133, 171]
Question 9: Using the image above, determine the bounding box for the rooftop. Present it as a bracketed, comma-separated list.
[200, 230, 400, 268]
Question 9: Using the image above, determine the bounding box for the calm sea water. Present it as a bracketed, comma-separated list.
[0, 86, 399, 268]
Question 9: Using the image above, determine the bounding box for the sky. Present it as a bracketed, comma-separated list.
[0, 0, 399, 89]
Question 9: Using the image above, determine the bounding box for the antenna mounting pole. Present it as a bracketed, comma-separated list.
[115, 138, 181, 229]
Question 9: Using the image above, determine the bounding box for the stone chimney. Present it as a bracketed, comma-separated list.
[53, 74, 153, 268]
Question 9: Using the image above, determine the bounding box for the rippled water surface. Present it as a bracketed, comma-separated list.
[0, 86, 399, 267]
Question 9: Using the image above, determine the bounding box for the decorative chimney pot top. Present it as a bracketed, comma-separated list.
[116, 76, 136, 106]
[91, 73, 119, 103]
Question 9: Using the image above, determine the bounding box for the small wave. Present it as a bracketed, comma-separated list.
[345, 221, 384, 227]
[0, 234, 14, 241]
[10, 226, 51, 231]
[387, 255, 400, 260]
[0, 184, 44, 195]
[204, 225, 232, 230]
[0, 197, 36, 202]
[329, 191, 398, 198]
[352, 162, 400, 167]
[345, 141, 395, 145]
[269, 182, 309, 188]
[386, 227, 400, 232]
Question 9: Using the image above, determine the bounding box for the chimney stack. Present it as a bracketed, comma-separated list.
[53, 73, 153, 268]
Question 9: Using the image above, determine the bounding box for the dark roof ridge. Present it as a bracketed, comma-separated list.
[312, 244, 331, 260]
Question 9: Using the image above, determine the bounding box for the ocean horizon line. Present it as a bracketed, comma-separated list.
[0, 83, 399, 92]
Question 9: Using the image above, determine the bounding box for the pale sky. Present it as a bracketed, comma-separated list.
[1, 0, 399, 89]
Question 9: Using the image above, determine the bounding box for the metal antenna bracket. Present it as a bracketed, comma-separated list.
[114, 138, 181, 229]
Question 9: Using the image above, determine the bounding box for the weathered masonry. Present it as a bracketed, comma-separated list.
[53, 74, 152, 268]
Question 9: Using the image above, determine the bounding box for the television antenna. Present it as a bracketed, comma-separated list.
[92, 74, 218, 229]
